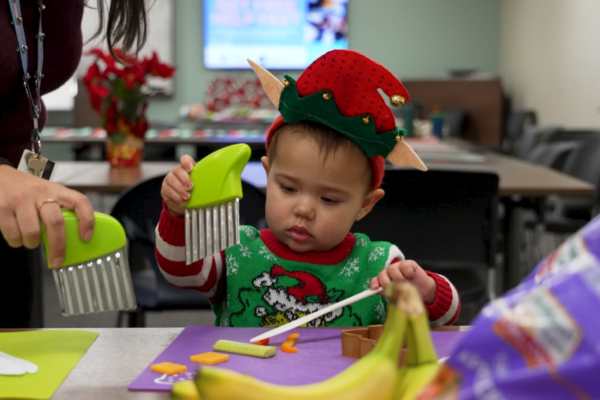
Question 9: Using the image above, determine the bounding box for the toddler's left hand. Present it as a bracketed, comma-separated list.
[370, 260, 437, 304]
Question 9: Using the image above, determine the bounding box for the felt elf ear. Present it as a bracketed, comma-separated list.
[247, 59, 283, 108]
[386, 138, 428, 171]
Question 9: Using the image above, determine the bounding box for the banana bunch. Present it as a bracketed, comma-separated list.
[171, 380, 201, 400]
[391, 284, 441, 399]
[171, 281, 440, 400]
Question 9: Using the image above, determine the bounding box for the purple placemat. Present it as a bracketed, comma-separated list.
[128, 326, 465, 392]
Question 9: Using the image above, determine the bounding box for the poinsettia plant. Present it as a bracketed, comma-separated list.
[83, 48, 176, 143]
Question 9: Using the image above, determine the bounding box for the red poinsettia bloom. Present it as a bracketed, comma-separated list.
[122, 63, 147, 89]
[87, 85, 110, 112]
[146, 51, 176, 78]
[83, 63, 105, 87]
[84, 47, 175, 142]
[85, 48, 116, 68]
[111, 48, 137, 65]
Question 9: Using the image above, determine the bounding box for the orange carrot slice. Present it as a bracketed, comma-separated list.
[286, 333, 300, 340]
[190, 352, 229, 365]
[150, 362, 187, 375]
[281, 340, 298, 353]
[253, 338, 270, 346]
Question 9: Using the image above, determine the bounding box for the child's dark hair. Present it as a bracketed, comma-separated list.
[267, 121, 373, 189]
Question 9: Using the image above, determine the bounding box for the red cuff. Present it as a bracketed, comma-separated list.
[424, 271, 460, 325]
[157, 201, 186, 246]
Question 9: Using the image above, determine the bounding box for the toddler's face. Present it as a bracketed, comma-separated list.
[262, 134, 375, 252]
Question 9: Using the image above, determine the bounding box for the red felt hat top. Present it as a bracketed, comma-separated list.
[265, 50, 406, 190]
[296, 50, 409, 133]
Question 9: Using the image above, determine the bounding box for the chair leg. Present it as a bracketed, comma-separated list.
[533, 223, 548, 261]
[116, 311, 126, 327]
[486, 268, 497, 301]
[519, 227, 538, 281]
[127, 308, 146, 327]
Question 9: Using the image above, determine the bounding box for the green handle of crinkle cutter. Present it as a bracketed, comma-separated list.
[184, 143, 252, 209]
[41, 210, 127, 269]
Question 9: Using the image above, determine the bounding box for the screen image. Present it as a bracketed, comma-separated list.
[204, 0, 349, 70]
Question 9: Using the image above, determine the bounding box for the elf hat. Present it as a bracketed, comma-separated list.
[249, 50, 426, 189]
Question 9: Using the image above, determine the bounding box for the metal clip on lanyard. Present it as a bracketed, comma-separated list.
[8, 0, 45, 157]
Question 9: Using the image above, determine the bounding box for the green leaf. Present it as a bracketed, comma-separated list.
[113, 79, 127, 99]
[108, 132, 126, 143]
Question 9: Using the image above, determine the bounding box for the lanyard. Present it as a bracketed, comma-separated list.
[7, 0, 45, 155]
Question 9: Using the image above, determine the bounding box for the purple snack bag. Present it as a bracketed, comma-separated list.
[418, 214, 600, 400]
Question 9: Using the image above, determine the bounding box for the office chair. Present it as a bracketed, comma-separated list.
[111, 175, 266, 327]
[443, 109, 467, 138]
[353, 169, 499, 315]
[502, 110, 537, 155]
[518, 141, 580, 268]
[525, 141, 579, 172]
[514, 125, 563, 160]
[544, 137, 600, 237]
[547, 129, 600, 143]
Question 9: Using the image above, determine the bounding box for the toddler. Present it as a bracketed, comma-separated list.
[156, 50, 460, 327]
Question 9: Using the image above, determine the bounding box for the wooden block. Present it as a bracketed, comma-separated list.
[341, 324, 407, 366]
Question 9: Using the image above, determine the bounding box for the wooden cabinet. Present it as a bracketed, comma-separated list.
[403, 77, 504, 146]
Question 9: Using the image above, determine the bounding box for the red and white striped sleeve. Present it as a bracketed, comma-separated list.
[425, 271, 461, 326]
[154, 203, 226, 303]
[385, 250, 461, 326]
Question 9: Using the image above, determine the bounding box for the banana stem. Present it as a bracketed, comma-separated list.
[409, 313, 438, 364]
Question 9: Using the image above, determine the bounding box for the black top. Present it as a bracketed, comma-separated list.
[0, 0, 83, 166]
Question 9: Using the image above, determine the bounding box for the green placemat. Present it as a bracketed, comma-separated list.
[0, 330, 98, 399]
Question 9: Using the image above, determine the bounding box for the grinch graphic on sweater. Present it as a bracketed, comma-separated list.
[214, 226, 398, 327]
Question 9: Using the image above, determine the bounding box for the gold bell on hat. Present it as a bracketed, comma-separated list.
[390, 95, 406, 107]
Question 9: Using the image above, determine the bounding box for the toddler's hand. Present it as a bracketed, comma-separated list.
[161, 155, 195, 217]
[370, 260, 437, 304]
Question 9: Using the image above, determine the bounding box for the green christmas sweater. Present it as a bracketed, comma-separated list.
[156, 207, 461, 327]
[213, 226, 401, 327]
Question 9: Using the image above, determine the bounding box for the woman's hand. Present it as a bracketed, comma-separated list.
[0, 165, 95, 268]
[161, 154, 196, 217]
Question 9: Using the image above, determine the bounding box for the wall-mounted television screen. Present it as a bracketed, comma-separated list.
[204, 0, 349, 70]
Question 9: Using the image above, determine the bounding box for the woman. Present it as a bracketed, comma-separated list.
[0, 0, 149, 327]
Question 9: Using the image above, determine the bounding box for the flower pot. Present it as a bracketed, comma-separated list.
[106, 134, 144, 167]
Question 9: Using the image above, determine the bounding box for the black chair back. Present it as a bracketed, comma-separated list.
[514, 125, 563, 159]
[562, 138, 600, 185]
[110, 174, 266, 326]
[354, 169, 498, 270]
[352, 169, 499, 303]
[503, 111, 537, 154]
[110, 175, 267, 266]
[443, 109, 467, 138]
[110, 175, 164, 273]
[526, 141, 579, 171]
[548, 129, 600, 142]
